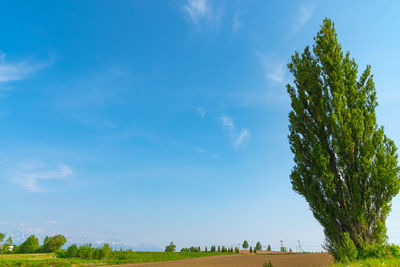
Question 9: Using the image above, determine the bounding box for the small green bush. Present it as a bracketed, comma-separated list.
[263, 260, 274, 267]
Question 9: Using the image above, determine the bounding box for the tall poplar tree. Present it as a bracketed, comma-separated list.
[287, 18, 400, 261]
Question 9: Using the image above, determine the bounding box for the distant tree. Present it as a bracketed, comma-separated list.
[211, 245, 216, 252]
[66, 244, 78, 257]
[289, 248, 293, 253]
[0, 233, 4, 243]
[287, 18, 400, 262]
[198, 246, 201, 252]
[205, 246, 208, 252]
[235, 247, 240, 253]
[254, 248, 257, 254]
[217, 246, 221, 252]
[19, 235, 39, 253]
[42, 235, 67, 252]
[267, 245, 271, 251]
[165, 242, 176, 252]
[256, 241, 262, 251]
[249, 246, 253, 253]
[101, 243, 112, 259]
[242, 240, 249, 249]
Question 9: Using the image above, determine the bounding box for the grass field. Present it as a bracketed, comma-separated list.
[0, 251, 233, 266]
[329, 257, 400, 267]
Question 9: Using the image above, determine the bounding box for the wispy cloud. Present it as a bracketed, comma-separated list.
[10, 161, 73, 192]
[220, 115, 234, 130]
[196, 147, 219, 159]
[256, 52, 286, 84]
[0, 53, 48, 84]
[232, 12, 243, 32]
[183, 0, 211, 24]
[196, 107, 206, 118]
[44, 220, 59, 225]
[219, 115, 249, 148]
[182, 0, 221, 28]
[294, 3, 314, 32]
[234, 129, 249, 147]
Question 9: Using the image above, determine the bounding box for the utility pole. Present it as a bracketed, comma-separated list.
[297, 240, 301, 253]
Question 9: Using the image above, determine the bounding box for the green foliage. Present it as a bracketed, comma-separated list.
[217, 246, 220, 252]
[205, 246, 207, 252]
[66, 244, 78, 258]
[334, 233, 358, 263]
[42, 235, 67, 252]
[263, 260, 274, 267]
[1, 237, 13, 254]
[210, 245, 216, 252]
[256, 241, 262, 251]
[18, 235, 40, 254]
[0, 233, 4, 243]
[165, 242, 176, 252]
[358, 243, 400, 259]
[235, 247, 239, 253]
[289, 248, 293, 253]
[267, 244, 271, 251]
[242, 240, 249, 249]
[287, 18, 400, 262]
[249, 246, 253, 253]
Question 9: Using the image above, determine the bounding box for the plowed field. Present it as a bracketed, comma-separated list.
[106, 253, 333, 267]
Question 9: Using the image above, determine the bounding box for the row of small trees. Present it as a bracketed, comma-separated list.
[0, 233, 66, 254]
[243, 240, 270, 251]
[165, 242, 240, 253]
[64, 243, 112, 260]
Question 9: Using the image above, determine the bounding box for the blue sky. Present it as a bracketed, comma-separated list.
[1, 0, 400, 251]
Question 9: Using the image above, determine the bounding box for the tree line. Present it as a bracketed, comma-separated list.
[0, 233, 66, 254]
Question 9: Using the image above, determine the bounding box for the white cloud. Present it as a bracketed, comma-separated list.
[220, 115, 235, 131]
[44, 220, 59, 225]
[0, 53, 48, 84]
[196, 147, 219, 159]
[267, 63, 285, 83]
[232, 12, 243, 32]
[294, 4, 314, 32]
[234, 129, 249, 147]
[182, 0, 222, 29]
[183, 0, 211, 24]
[11, 161, 73, 192]
[196, 107, 206, 118]
[257, 52, 286, 84]
[219, 115, 249, 148]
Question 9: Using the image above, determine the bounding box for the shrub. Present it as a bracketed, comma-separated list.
[249, 246, 253, 253]
[267, 245, 271, 251]
[334, 233, 358, 263]
[235, 247, 239, 253]
[263, 260, 274, 267]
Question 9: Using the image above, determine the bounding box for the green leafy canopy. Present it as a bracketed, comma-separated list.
[287, 18, 400, 261]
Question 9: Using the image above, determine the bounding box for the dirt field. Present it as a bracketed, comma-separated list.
[106, 253, 333, 267]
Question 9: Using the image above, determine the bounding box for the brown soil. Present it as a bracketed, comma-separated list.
[105, 253, 333, 267]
